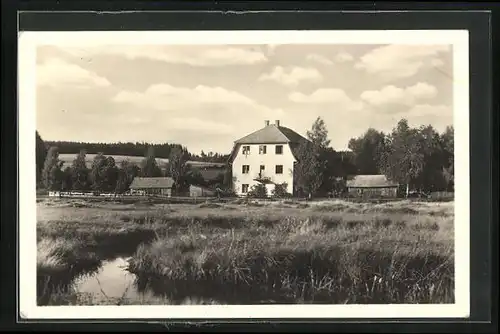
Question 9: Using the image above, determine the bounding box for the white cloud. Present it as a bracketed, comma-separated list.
[62, 45, 268, 67]
[267, 44, 278, 56]
[289, 88, 364, 111]
[431, 58, 445, 67]
[37, 58, 111, 88]
[306, 52, 354, 65]
[354, 44, 451, 79]
[306, 54, 333, 66]
[360, 82, 438, 107]
[335, 51, 354, 63]
[111, 84, 284, 133]
[407, 104, 451, 117]
[169, 117, 234, 134]
[258, 66, 323, 87]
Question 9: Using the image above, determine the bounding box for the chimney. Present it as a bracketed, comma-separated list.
[265, 120, 270, 126]
[275, 120, 280, 126]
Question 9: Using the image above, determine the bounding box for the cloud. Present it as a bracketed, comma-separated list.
[168, 117, 235, 134]
[62, 45, 268, 67]
[258, 66, 323, 86]
[37, 58, 111, 88]
[306, 52, 354, 65]
[289, 88, 364, 111]
[335, 51, 354, 63]
[111, 84, 284, 134]
[354, 44, 451, 79]
[360, 82, 438, 107]
[306, 54, 334, 66]
[407, 104, 451, 117]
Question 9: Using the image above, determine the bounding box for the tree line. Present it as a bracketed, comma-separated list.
[37, 135, 229, 194]
[37, 115, 453, 198]
[293, 117, 454, 198]
[44, 140, 230, 163]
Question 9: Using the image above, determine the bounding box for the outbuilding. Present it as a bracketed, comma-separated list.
[346, 175, 399, 198]
[129, 177, 174, 197]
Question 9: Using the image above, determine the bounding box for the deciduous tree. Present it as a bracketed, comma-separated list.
[42, 146, 63, 191]
[141, 146, 162, 177]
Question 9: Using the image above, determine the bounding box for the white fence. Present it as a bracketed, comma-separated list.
[48, 191, 134, 198]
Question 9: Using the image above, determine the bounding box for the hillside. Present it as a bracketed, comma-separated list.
[58, 153, 227, 170]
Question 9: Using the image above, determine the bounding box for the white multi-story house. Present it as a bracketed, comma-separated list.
[228, 120, 309, 196]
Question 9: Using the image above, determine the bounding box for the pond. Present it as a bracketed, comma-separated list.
[69, 257, 223, 305]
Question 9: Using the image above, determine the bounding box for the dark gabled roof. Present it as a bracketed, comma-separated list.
[346, 175, 399, 188]
[228, 124, 310, 163]
[234, 124, 307, 145]
[193, 167, 225, 181]
[129, 177, 174, 189]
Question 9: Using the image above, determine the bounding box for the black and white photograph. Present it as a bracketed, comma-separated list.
[19, 29, 470, 319]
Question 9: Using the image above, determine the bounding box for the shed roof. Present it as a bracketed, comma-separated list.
[346, 175, 399, 188]
[129, 177, 174, 189]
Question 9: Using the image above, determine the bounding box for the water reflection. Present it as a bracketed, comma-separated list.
[73, 257, 138, 300]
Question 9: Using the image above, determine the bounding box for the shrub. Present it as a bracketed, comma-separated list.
[272, 182, 292, 198]
[247, 184, 268, 198]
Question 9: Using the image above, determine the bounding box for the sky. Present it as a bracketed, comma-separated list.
[36, 43, 453, 155]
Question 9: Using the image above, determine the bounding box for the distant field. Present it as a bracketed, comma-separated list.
[58, 153, 226, 169]
[37, 198, 454, 306]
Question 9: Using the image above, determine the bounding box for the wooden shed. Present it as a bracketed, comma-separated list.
[346, 175, 399, 198]
[189, 185, 216, 197]
[129, 177, 174, 197]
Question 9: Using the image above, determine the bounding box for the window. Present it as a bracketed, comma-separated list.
[242, 184, 249, 193]
[259, 145, 267, 154]
[275, 145, 283, 154]
[275, 165, 283, 174]
[242, 146, 250, 155]
[242, 165, 250, 174]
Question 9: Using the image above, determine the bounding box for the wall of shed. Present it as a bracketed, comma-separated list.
[347, 187, 398, 198]
[133, 188, 172, 197]
[189, 186, 216, 197]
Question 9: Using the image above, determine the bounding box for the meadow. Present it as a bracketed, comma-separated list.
[36, 197, 455, 306]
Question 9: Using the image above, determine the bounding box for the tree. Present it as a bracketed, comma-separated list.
[36, 131, 47, 185]
[303, 117, 332, 196]
[293, 140, 323, 198]
[103, 157, 119, 192]
[379, 119, 425, 197]
[223, 167, 233, 190]
[272, 182, 292, 198]
[115, 160, 140, 193]
[348, 128, 387, 175]
[140, 146, 162, 177]
[440, 126, 454, 191]
[71, 150, 90, 191]
[61, 167, 73, 191]
[307, 116, 331, 149]
[90, 153, 107, 192]
[185, 168, 206, 187]
[169, 146, 190, 195]
[42, 146, 63, 191]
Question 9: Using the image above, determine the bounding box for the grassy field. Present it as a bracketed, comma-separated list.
[57, 153, 226, 170]
[37, 198, 454, 305]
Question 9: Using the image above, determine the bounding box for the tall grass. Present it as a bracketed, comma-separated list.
[37, 199, 454, 305]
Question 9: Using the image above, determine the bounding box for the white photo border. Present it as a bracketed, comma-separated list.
[18, 29, 470, 320]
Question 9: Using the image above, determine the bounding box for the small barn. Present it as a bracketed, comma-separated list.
[346, 175, 399, 198]
[129, 177, 174, 197]
[189, 185, 216, 197]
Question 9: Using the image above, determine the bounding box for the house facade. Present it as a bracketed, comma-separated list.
[346, 175, 399, 198]
[228, 120, 308, 196]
